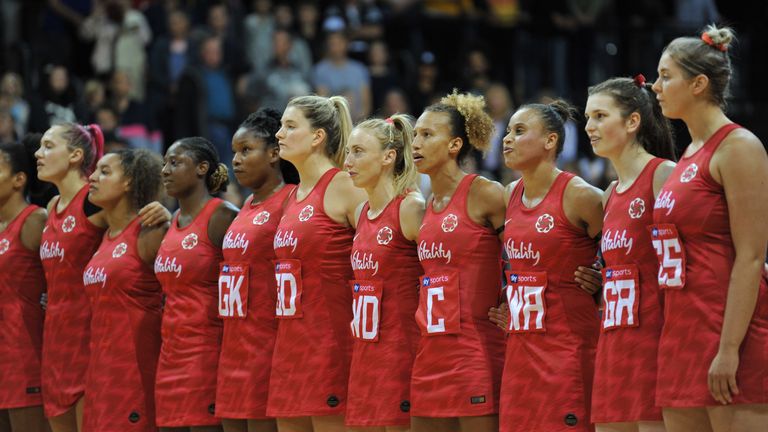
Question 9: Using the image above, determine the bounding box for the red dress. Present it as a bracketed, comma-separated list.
[346, 196, 422, 427]
[82, 218, 162, 432]
[592, 158, 665, 423]
[0, 205, 45, 409]
[412, 174, 506, 417]
[154, 198, 224, 426]
[501, 172, 599, 432]
[40, 185, 104, 416]
[652, 123, 768, 407]
[216, 185, 296, 419]
[268, 169, 355, 417]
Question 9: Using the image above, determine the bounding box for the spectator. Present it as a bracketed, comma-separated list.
[380, 87, 410, 118]
[272, 3, 313, 78]
[478, 82, 514, 181]
[0, 110, 17, 143]
[79, 0, 151, 100]
[95, 104, 118, 135]
[193, 2, 248, 78]
[28, 64, 86, 131]
[368, 40, 400, 114]
[245, 28, 311, 113]
[244, 0, 275, 74]
[296, 1, 323, 61]
[82, 78, 107, 122]
[463, 47, 493, 95]
[407, 51, 440, 115]
[109, 70, 160, 152]
[323, 0, 385, 55]
[0, 72, 29, 136]
[313, 31, 371, 121]
[175, 36, 236, 166]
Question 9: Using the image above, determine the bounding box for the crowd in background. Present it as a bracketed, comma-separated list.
[0, 0, 764, 193]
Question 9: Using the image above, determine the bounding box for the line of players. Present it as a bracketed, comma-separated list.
[1, 25, 766, 432]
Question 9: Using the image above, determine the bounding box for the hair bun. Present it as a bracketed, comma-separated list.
[207, 163, 230, 193]
[702, 24, 735, 51]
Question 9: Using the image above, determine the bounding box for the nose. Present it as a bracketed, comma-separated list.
[232, 152, 241, 166]
[502, 131, 513, 146]
[584, 117, 595, 133]
[343, 152, 353, 171]
[161, 162, 171, 176]
[651, 77, 661, 94]
[275, 127, 285, 140]
[88, 169, 98, 183]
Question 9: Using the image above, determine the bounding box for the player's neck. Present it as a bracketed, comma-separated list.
[520, 162, 560, 201]
[682, 104, 730, 147]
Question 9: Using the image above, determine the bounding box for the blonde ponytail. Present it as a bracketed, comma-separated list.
[354, 114, 418, 196]
[329, 96, 353, 168]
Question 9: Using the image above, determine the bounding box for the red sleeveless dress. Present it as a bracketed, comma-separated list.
[412, 174, 506, 417]
[82, 218, 162, 431]
[268, 169, 355, 417]
[346, 195, 422, 426]
[40, 185, 104, 416]
[0, 205, 45, 409]
[652, 123, 768, 407]
[216, 185, 296, 419]
[592, 158, 665, 423]
[154, 198, 225, 426]
[501, 172, 599, 432]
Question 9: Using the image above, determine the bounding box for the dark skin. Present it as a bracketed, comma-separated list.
[162, 142, 238, 248]
[219, 129, 282, 432]
[0, 159, 49, 432]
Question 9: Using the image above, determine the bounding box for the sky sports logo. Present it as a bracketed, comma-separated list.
[423, 275, 449, 286]
[222, 264, 245, 273]
[354, 283, 375, 293]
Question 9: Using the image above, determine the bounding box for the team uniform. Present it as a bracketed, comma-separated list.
[154, 198, 224, 427]
[82, 218, 162, 431]
[501, 171, 599, 432]
[412, 174, 506, 417]
[651, 123, 768, 407]
[592, 158, 665, 423]
[216, 185, 296, 419]
[268, 168, 355, 417]
[0, 205, 45, 409]
[346, 195, 422, 427]
[40, 185, 104, 417]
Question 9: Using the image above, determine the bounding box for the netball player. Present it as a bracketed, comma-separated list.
[81, 149, 166, 431]
[216, 109, 297, 432]
[343, 114, 423, 431]
[0, 138, 48, 432]
[585, 75, 676, 432]
[500, 100, 603, 432]
[269, 95, 366, 432]
[410, 91, 506, 432]
[650, 25, 768, 432]
[155, 137, 239, 432]
[35, 123, 166, 432]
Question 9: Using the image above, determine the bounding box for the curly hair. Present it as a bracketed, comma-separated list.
[425, 89, 495, 164]
[114, 149, 163, 210]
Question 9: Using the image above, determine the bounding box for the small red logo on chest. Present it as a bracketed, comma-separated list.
[181, 233, 198, 250]
[628, 198, 645, 219]
[377, 226, 393, 245]
[0, 239, 9, 255]
[298, 205, 314, 222]
[112, 242, 128, 258]
[680, 163, 698, 183]
[252, 211, 270, 225]
[535, 214, 554, 233]
[62, 216, 76, 233]
[441, 214, 458, 233]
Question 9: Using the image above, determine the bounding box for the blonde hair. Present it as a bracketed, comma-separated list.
[664, 24, 736, 109]
[287, 95, 353, 168]
[425, 89, 495, 163]
[354, 114, 418, 196]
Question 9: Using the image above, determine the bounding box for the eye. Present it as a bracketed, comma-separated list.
[241, 148, 249, 155]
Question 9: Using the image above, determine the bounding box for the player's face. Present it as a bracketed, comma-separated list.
[652, 52, 693, 120]
[344, 128, 391, 190]
[276, 106, 317, 165]
[502, 108, 552, 171]
[162, 142, 203, 198]
[35, 125, 77, 182]
[584, 93, 633, 158]
[88, 153, 129, 209]
[413, 111, 457, 175]
[0, 153, 20, 204]
[231, 128, 276, 190]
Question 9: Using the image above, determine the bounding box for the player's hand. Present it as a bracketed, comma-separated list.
[488, 302, 509, 331]
[138, 201, 170, 227]
[708, 348, 740, 405]
[575, 264, 602, 295]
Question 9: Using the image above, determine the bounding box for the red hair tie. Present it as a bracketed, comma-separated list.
[86, 124, 105, 174]
[633, 74, 646, 88]
[385, 117, 394, 125]
[701, 33, 727, 52]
